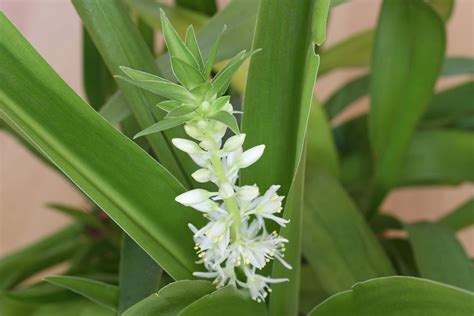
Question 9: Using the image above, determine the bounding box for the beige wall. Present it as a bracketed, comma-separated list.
[0, 0, 473, 257]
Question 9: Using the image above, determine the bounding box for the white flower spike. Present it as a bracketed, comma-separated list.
[121, 11, 291, 302]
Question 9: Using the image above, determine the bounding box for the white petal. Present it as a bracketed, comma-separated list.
[223, 134, 246, 152]
[219, 182, 235, 199]
[172, 138, 202, 154]
[239, 145, 265, 168]
[238, 185, 260, 201]
[192, 168, 213, 183]
[175, 189, 214, 206]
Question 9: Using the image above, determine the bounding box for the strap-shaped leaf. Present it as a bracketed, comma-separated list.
[439, 199, 474, 232]
[178, 286, 267, 316]
[135, 116, 190, 139]
[0, 13, 203, 280]
[309, 276, 474, 316]
[157, 100, 183, 112]
[170, 56, 206, 89]
[160, 8, 200, 70]
[208, 111, 239, 134]
[45, 276, 119, 312]
[185, 25, 204, 70]
[203, 26, 226, 78]
[406, 223, 474, 291]
[123, 280, 215, 316]
[368, 0, 446, 214]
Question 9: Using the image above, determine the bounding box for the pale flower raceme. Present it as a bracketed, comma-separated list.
[118, 10, 291, 302]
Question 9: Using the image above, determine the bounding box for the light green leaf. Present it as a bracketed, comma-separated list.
[158, 100, 183, 112]
[99, 92, 131, 125]
[202, 26, 225, 78]
[178, 286, 267, 316]
[123, 280, 215, 316]
[208, 111, 239, 134]
[167, 104, 199, 117]
[368, 0, 446, 214]
[439, 199, 474, 232]
[0, 14, 203, 280]
[44, 276, 118, 311]
[170, 57, 206, 90]
[428, 0, 455, 20]
[309, 276, 474, 316]
[185, 25, 204, 69]
[397, 130, 474, 186]
[160, 8, 200, 70]
[441, 57, 474, 76]
[406, 222, 474, 291]
[134, 116, 190, 139]
[303, 171, 394, 295]
[312, 0, 330, 45]
[46, 203, 101, 228]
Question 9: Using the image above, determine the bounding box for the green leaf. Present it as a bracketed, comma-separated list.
[397, 130, 474, 186]
[178, 286, 267, 316]
[170, 57, 206, 89]
[118, 235, 161, 314]
[368, 0, 446, 214]
[134, 116, 190, 139]
[160, 8, 200, 70]
[123, 280, 215, 316]
[441, 57, 474, 76]
[0, 14, 203, 280]
[176, 0, 217, 16]
[202, 26, 226, 79]
[421, 81, 474, 128]
[309, 276, 474, 316]
[439, 199, 474, 232]
[73, 0, 195, 187]
[380, 239, 419, 277]
[406, 222, 474, 291]
[299, 265, 328, 314]
[45, 276, 119, 311]
[82, 27, 115, 110]
[118, 66, 195, 103]
[99, 92, 131, 125]
[167, 104, 199, 117]
[46, 203, 101, 228]
[428, 0, 455, 20]
[185, 25, 204, 69]
[318, 29, 374, 76]
[303, 171, 394, 295]
[0, 224, 84, 290]
[208, 111, 239, 134]
[312, 0, 330, 45]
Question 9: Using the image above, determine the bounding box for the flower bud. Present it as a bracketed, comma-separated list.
[239, 145, 265, 168]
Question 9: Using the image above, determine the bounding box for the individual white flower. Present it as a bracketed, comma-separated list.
[238, 268, 289, 302]
[175, 189, 216, 206]
[239, 145, 265, 168]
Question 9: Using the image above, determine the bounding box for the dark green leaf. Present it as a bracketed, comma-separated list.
[309, 276, 474, 316]
[123, 280, 215, 316]
[176, 0, 217, 16]
[441, 57, 474, 76]
[303, 171, 395, 295]
[406, 222, 474, 291]
[368, 0, 446, 214]
[46, 203, 101, 228]
[179, 286, 267, 316]
[380, 239, 419, 277]
[45, 276, 119, 311]
[439, 199, 474, 232]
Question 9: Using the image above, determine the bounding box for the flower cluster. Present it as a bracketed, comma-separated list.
[119, 10, 291, 302]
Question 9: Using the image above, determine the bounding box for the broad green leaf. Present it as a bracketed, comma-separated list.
[406, 223, 474, 291]
[0, 14, 203, 280]
[176, 0, 217, 16]
[299, 265, 328, 314]
[0, 224, 84, 290]
[312, 0, 330, 45]
[370, 214, 403, 234]
[439, 199, 474, 232]
[118, 235, 161, 314]
[318, 29, 374, 76]
[123, 280, 215, 316]
[309, 276, 474, 316]
[208, 111, 239, 134]
[170, 57, 206, 89]
[397, 130, 474, 186]
[178, 286, 267, 316]
[82, 27, 115, 110]
[160, 8, 200, 70]
[45, 276, 119, 311]
[380, 239, 419, 277]
[368, 0, 446, 214]
[73, 0, 193, 186]
[421, 81, 474, 129]
[135, 116, 190, 138]
[0, 297, 114, 316]
[303, 171, 394, 295]
[99, 92, 131, 125]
